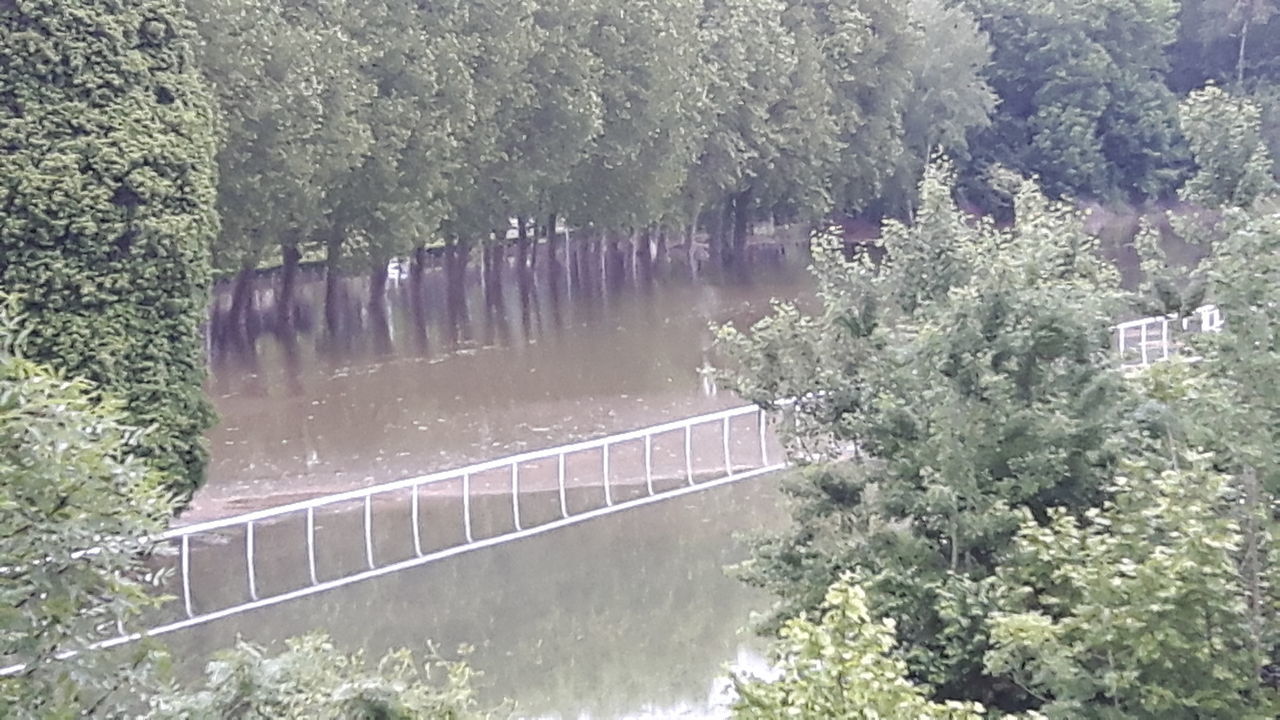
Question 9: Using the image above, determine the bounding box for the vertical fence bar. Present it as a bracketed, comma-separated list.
[462, 473, 474, 543]
[722, 415, 733, 476]
[602, 443, 613, 506]
[1118, 323, 1126, 357]
[1161, 318, 1170, 360]
[363, 491, 373, 566]
[245, 521, 258, 602]
[685, 424, 695, 486]
[644, 434, 654, 496]
[410, 484, 423, 558]
[557, 452, 569, 518]
[306, 507, 318, 585]
[1140, 321, 1150, 366]
[759, 407, 769, 467]
[181, 534, 193, 618]
[511, 463, 522, 531]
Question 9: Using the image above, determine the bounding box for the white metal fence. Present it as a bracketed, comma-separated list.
[1114, 304, 1223, 368]
[92, 404, 783, 651]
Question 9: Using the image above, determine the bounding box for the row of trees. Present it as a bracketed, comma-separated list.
[719, 88, 1280, 716]
[189, 0, 998, 325]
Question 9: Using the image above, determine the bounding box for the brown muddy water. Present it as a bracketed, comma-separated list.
[166, 243, 808, 718]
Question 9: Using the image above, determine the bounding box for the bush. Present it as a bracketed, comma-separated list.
[0, 0, 220, 501]
[0, 307, 175, 718]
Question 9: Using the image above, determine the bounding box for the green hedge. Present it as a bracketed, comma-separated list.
[0, 0, 220, 502]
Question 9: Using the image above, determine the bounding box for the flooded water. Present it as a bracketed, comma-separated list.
[171, 241, 807, 717]
[162, 476, 787, 719]
[195, 242, 810, 521]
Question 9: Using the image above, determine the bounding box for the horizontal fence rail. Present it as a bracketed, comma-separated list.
[0, 304, 1226, 675]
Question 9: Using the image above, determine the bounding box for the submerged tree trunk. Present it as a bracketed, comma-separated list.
[324, 232, 344, 334]
[547, 212, 560, 263]
[227, 264, 255, 339]
[731, 186, 753, 263]
[369, 258, 390, 314]
[278, 243, 301, 331]
[516, 215, 531, 270]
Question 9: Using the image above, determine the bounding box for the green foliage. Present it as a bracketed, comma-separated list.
[987, 461, 1280, 718]
[885, 0, 996, 217]
[1179, 85, 1279, 208]
[145, 634, 505, 720]
[731, 580, 991, 719]
[719, 163, 1135, 709]
[187, 0, 375, 273]
[964, 0, 1186, 200]
[0, 307, 174, 719]
[0, 0, 219, 500]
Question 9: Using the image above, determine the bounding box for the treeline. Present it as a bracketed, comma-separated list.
[191, 0, 1280, 319]
[189, 0, 977, 328]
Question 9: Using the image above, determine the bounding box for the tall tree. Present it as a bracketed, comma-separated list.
[0, 0, 220, 500]
[717, 164, 1135, 710]
[882, 0, 996, 218]
[965, 0, 1186, 200]
[1178, 85, 1278, 208]
[187, 0, 374, 328]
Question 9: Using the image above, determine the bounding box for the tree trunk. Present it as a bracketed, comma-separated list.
[516, 215, 530, 270]
[278, 243, 301, 331]
[324, 232, 344, 334]
[655, 227, 668, 263]
[369, 258, 390, 314]
[708, 197, 726, 266]
[1237, 17, 1251, 88]
[720, 195, 736, 265]
[547, 212, 560, 262]
[228, 264, 255, 339]
[731, 186, 753, 263]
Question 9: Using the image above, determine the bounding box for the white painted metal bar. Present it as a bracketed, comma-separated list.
[722, 415, 733, 477]
[644, 434, 654, 496]
[602, 443, 613, 506]
[462, 473, 474, 543]
[1140, 321, 1150, 366]
[306, 507, 318, 585]
[1161, 318, 1170, 360]
[557, 453, 568, 518]
[245, 521, 258, 602]
[685, 424, 695, 486]
[181, 535, 193, 618]
[363, 495, 375, 570]
[759, 407, 769, 467]
[511, 463, 522, 531]
[410, 484, 423, 558]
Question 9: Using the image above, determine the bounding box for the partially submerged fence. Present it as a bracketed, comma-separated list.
[97, 404, 785, 650]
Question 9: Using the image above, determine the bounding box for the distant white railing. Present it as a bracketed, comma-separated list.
[1114, 304, 1223, 368]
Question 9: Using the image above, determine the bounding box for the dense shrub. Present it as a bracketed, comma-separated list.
[0, 0, 220, 501]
